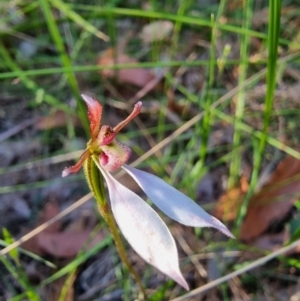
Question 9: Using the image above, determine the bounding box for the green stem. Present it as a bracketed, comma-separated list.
[84, 157, 147, 299]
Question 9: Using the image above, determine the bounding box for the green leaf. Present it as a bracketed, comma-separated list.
[2, 228, 19, 263]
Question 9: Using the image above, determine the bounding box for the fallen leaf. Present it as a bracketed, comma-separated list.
[98, 48, 153, 88]
[22, 202, 61, 255]
[140, 21, 174, 44]
[240, 155, 300, 242]
[214, 176, 248, 222]
[215, 155, 300, 242]
[35, 110, 80, 130]
[38, 201, 61, 233]
[37, 230, 104, 258]
[23, 202, 104, 258]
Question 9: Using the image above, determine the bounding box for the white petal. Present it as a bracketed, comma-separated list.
[122, 165, 234, 238]
[95, 162, 189, 290]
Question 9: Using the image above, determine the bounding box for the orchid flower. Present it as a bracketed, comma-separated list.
[62, 94, 234, 290]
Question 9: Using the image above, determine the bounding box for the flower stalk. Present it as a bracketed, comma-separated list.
[84, 155, 146, 298]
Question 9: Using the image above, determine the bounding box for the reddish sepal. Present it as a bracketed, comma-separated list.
[62, 149, 91, 177]
[81, 94, 102, 139]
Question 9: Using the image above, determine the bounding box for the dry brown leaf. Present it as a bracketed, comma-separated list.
[22, 202, 61, 254]
[214, 176, 248, 222]
[215, 156, 300, 243]
[35, 110, 80, 130]
[240, 155, 300, 242]
[37, 230, 104, 258]
[23, 202, 104, 258]
[38, 201, 61, 233]
[98, 48, 153, 88]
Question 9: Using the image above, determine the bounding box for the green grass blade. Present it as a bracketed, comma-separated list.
[69, 5, 299, 49]
[189, 15, 217, 182]
[49, 0, 109, 41]
[0, 59, 249, 79]
[228, 0, 253, 188]
[38, 0, 89, 134]
[0, 255, 41, 301]
[170, 0, 191, 59]
[0, 240, 56, 268]
[235, 0, 282, 231]
[0, 43, 69, 110]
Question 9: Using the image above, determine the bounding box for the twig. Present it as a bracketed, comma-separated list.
[170, 238, 300, 301]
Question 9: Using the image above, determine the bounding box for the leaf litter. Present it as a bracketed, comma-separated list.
[216, 154, 300, 247]
[98, 48, 154, 88]
[22, 201, 105, 258]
